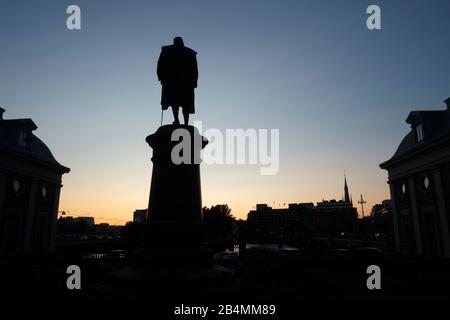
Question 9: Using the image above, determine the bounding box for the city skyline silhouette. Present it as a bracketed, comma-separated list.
[2, 0, 450, 309]
[2, 0, 450, 225]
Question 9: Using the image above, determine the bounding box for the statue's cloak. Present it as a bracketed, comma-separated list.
[157, 45, 198, 114]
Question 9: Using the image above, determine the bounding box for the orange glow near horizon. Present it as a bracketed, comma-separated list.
[58, 162, 390, 226]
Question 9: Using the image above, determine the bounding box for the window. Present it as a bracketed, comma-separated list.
[415, 124, 424, 142]
[423, 176, 430, 190]
[18, 131, 28, 148]
[41, 186, 48, 198]
[13, 180, 21, 193]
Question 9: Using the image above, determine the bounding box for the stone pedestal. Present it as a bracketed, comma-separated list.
[147, 124, 206, 221]
[92, 125, 234, 297]
[132, 124, 211, 267]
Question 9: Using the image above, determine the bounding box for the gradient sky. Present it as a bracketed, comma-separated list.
[1, 0, 450, 224]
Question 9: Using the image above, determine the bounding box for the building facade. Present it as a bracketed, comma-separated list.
[380, 98, 450, 257]
[359, 200, 393, 241]
[247, 177, 358, 241]
[133, 209, 147, 223]
[0, 108, 69, 256]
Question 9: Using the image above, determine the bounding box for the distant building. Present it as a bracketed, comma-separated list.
[380, 98, 450, 257]
[133, 209, 147, 223]
[247, 203, 313, 240]
[95, 223, 122, 237]
[247, 176, 358, 240]
[365, 200, 394, 237]
[317, 199, 353, 208]
[58, 215, 95, 226]
[0, 108, 70, 256]
[314, 199, 358, 236]
[75, 216, 95, 226]
[370, 200, 392, 217]
[56, 216, 122, 240]
[96, 223, 110, 233]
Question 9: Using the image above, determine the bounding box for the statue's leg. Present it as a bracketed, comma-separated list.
[182, 108, 189, 125]
[172, 106, 180, 125]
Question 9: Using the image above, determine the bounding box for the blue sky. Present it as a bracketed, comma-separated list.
[1, 0, 449, 223]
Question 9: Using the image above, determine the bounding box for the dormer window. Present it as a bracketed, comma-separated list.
[18, 131, 28, 148]
[415, 123, 424, 142]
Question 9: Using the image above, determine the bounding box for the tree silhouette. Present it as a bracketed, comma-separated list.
[202, 205, 236, 251]
[121, 221, 145, 252]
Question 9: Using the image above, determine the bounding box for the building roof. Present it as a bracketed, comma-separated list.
[380, 99, 450, 169]
[0, 109, 70, 173]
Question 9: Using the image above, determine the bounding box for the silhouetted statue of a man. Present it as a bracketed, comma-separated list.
[157, 37, 198, 125]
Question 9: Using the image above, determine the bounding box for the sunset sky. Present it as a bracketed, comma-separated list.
[1, 0, 450, 224]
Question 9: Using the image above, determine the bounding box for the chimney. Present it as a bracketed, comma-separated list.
[0, 107, 5, 120]
[445, 97, 450, 110]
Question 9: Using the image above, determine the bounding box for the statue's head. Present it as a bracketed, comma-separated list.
[173, 36, 184, 47]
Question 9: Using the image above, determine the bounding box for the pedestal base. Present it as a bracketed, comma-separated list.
[91, 264, 235, 299]
[90, 125, 234, 298]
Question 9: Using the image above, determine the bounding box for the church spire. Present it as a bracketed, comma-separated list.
[344, 173, 351, 204]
